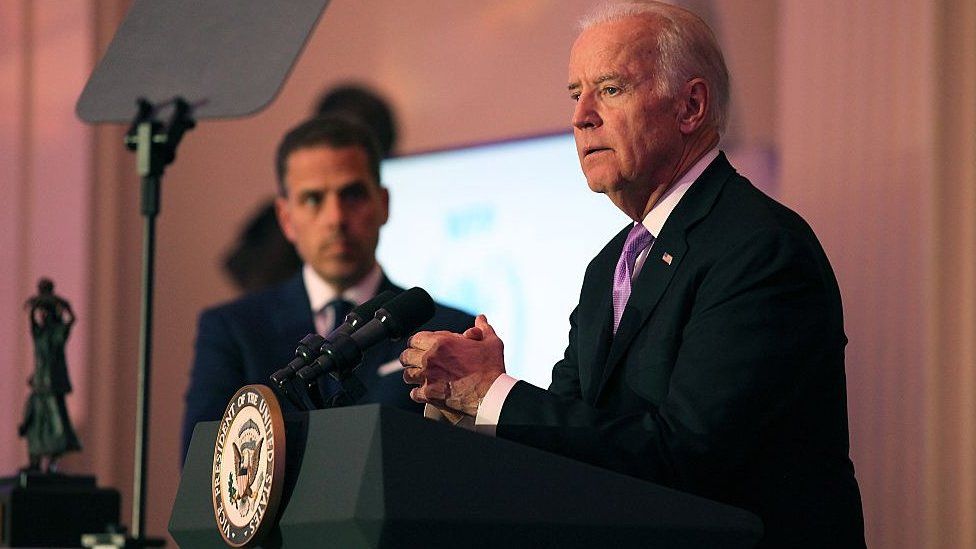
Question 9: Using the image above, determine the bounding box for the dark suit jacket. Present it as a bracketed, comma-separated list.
[497, 154, 864, 548]
[181, 272, 473, 459]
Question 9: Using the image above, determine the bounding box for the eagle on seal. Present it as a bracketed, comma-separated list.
[232, 418, 264, 511]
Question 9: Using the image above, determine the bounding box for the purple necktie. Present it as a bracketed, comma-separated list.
[612, 223, 654, 334]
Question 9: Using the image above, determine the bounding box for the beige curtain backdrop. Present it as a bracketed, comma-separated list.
[1, 1, 972, 547]
[779, 1, 976, 547]
[928, 1, 976, 546]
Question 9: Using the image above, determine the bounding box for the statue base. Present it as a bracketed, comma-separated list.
[0, 472, 120, 547]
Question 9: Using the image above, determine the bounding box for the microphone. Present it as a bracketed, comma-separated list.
[269, 333, 327, 387]
[296, 287, 435, 382]
[269, 289, 399, 387]
[331, 289, 399, 338]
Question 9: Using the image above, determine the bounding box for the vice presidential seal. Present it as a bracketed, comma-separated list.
[212, 384, 285, 547]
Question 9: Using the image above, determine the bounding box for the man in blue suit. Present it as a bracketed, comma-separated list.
[182, 115, 473, 459]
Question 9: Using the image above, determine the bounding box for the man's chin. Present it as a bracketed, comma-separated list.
[312, 262, 367, 288]
[584, 173, 620, 195]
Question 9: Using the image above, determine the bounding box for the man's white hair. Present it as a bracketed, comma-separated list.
[580, 1, 730, 135]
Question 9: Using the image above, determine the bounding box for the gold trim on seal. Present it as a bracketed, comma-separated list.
[211, 384, 285, 547]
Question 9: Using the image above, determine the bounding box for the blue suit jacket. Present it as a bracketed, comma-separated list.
[181, 272, 473, 458]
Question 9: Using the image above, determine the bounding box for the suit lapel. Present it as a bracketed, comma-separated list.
[595, 153, 736, 400]
[271, 272, 315, 344]
[597, 234, 687, 397]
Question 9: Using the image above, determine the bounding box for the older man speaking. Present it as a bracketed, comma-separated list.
[401, 3, 864, 547]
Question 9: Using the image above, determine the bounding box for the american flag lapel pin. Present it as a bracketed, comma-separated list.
[661, 252, 673, 265]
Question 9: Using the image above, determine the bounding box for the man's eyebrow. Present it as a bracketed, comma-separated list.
[595, 73, 623, 85]
[567, 73, 624, 91]
[337, 179, 369, 191]
[296, 188, 323, 199]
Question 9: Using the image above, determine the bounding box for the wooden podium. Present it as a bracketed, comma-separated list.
[170, 404, 762, 548]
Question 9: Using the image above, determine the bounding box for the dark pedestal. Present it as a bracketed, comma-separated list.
[0, 473, 120, 548]
[172, 405, 763, 548]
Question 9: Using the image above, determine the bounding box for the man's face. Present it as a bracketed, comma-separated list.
[568, 16, 683, 213]
[276, 145, 388, 291]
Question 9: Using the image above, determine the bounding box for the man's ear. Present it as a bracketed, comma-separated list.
[275, 196, 297, 243]
[678, 78, 709, 134]
[379, 186, 390, 226]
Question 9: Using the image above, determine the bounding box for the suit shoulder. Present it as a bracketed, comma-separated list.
[689, 173, 839, 295]
[198, 278, 299, 326]
[706, 173, 820, 243]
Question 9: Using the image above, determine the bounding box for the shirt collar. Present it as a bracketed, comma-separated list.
[641, 147, 719, 237]
[302, 262, 383, 314]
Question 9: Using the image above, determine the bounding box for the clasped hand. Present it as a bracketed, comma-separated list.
[400, 314, 505, 418]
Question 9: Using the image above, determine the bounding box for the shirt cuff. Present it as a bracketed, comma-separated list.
[474, 373, 519, 437]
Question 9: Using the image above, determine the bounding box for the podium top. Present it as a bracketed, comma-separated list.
[76, 0, 330, 123]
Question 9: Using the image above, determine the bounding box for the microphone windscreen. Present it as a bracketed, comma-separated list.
[348, 289, 399, 323]
[377, 286, 435, 338]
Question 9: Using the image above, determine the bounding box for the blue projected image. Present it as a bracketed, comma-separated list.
[377, 133, 627, 387]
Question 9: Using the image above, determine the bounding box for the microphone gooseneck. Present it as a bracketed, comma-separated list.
[269, 289, 399, 387]
[295, 287, 435, 382]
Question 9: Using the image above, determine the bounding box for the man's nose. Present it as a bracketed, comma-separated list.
[572, 93, 601, 130]
[320, 194, 345, 227]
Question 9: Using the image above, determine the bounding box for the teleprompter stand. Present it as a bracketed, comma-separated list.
[76, 1, 332, 546]
[171, 405, 763, 548]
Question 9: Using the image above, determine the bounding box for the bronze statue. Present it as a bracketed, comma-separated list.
[18, 278, 81, 473]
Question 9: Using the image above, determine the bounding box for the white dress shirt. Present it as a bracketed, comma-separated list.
[303, 262, 383, 334]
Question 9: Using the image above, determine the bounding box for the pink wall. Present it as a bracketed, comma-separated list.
[0, 0, 93, 473]
[2, 1, 973, 547]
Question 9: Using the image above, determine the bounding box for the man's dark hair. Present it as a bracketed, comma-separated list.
[314, 84, 397, 158]
[274, 114, 383, 197]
